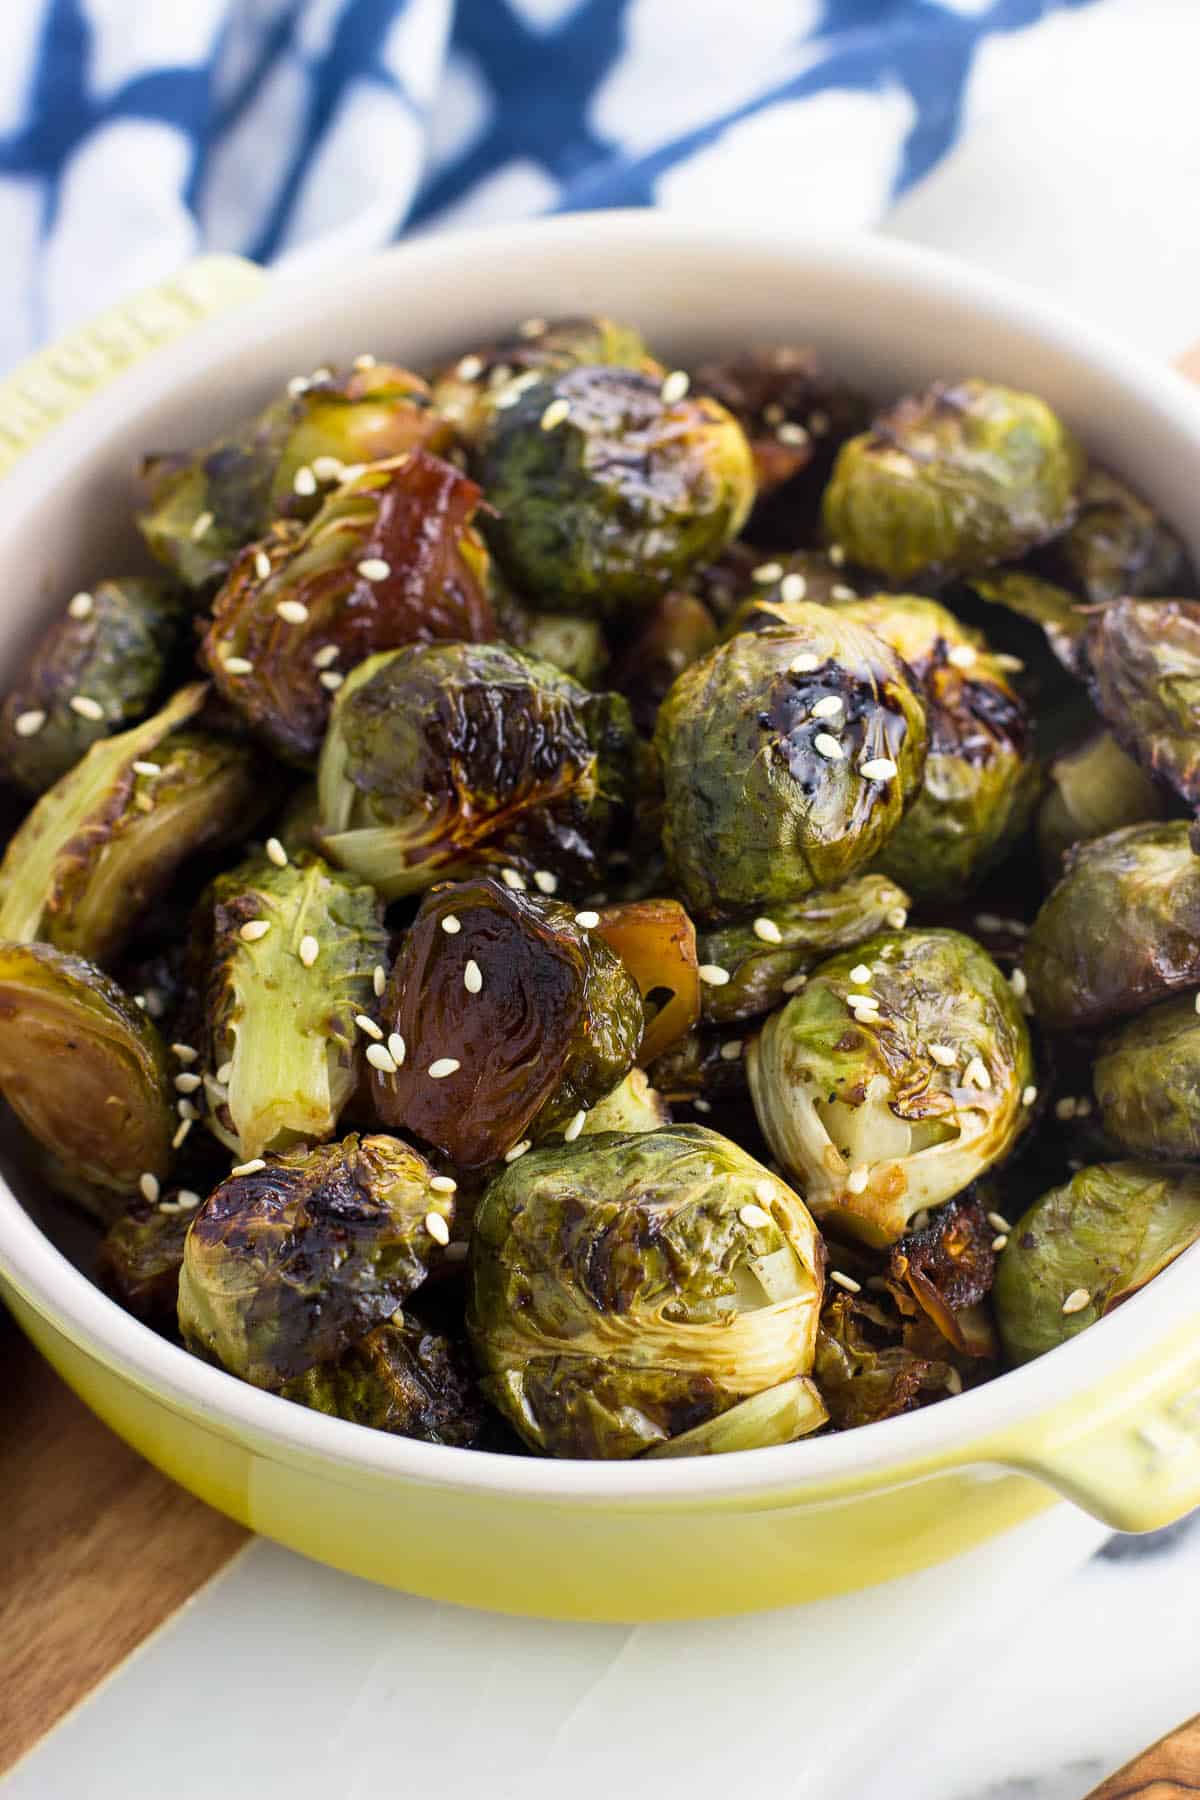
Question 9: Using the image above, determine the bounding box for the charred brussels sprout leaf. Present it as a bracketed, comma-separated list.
[1023, 822, 1200, 1031]
[994, 1163, 1200, 1364]
[1037, 730, 1164, 878]
[479, 365, 755, 617]
[814, 1292, 965, 1429]
[580, 1068, 670, 1136]
[593, 897, 699, 1065]
[139, 362, 450, 589]
[609, 590, 719, 735]
[884, 1193, 998, 1359]
[696, 874, 910, 1027]
[203, 451, 494, 763]
[748, 929, 1034, 1245]
[0, 685, 267, 965]
[840, 597, 1038, 902]
[0, 577, 184, 794]
[468, 1123, 825, 1458]
[654, 604, 927, 919]
[1085, 598, 1200, 806]
[1043, 467, 1193, 605]
[0, 941, 172, 1210]
[283, 1313, 486, 1446]
[371, 878, 642, 1168]
[200, 852, 388, 1160]
[823, 380, 1084, 585]
[1095, 997, 1200, 1161]
[317, 642, 637, 898]
[965, 570, 1089, 678]
[178, 1133, 454, 1389]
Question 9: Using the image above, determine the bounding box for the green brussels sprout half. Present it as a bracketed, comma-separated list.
[178, 1132, 454, 1389]
[1094, 997, 1200, 1161]
[203, 450, 495, 764]
[1043, 467, 1193, 606]
[0, 940, 173, 1212]
[317, 642, 637, 898]
[1023, 822, 1200, 1031]
[838, 597, 1038, 902]
[696, 873, 910, 1027]
[0, 577, 184, 794]
[748, 929, 1034, 1245]
[479, 365, 755, 617]
[994, 1162, 1200, 1364]
[199, 852, 389, 1160]
[370, 878, 642, 1169]
[580, 1068, 671, 1136]
[0, 685, 268, 966]
[283, 1313, 486, 1447]
[609, 590, 719, 734]
[139, 362, 451, 590]
[468, 1123, 825, 1458]
[654, 604, 927, 919]
[1084, 598, 1200, 806]
[642, 1376, 828, 1458]
[1037, 730, 1164, 878]
[823, 379, 1085, 585]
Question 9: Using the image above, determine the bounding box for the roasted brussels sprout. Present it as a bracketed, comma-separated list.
[885, 1192, 998, 1359]
[432, 314, 658, 446]
[695, 874, 909, 1027]
[515, 610, 609, 688]
[283, 1313, 486, 1446]
[994, 1163, 1200, 1363]
[468, 1123, 825, 1458]
[97, 1190, 198, 1317]
[203, 451, 494, 763]
[1043, 467, 1193, 605]
[580, 1068, 670, 1136]
[748, 929, 1034, 1245]
[1023, 822, 1200, 1031]
[0, 577, 184, 794]
[479, 365, 755, 616]
[723, 552, 865, 634]
[370, 877, 642, 1169]
[0, 940, 173, 1212]
[139, 362, 450, 589]
[317, 642, 637, 898]
[199, 852, 388, 1160]
[1084, 598, 1200, 806]
[837, 597, 1037, 901]
[823, 380, 1084, 584]
[1094, 997, 1200, 1161]
[593, 897, 699, 1065]
[815, 1292, 964, 1429]
[0, 685, 266, 965]
[177, 1133, 454, 1389]
[609, 590, 719, 734]
[654, 605, 927, 918]
[1037, 730, 1164, 877]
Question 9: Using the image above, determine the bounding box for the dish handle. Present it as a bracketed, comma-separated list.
[0, 255, 267, 479]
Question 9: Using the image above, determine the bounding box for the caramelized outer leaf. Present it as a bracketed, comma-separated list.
[1085, 597, 1200, 806]
[594, 897, 699, 1065]
[282, 1313, 488, 1447]
[885, 1193, 998, 1358]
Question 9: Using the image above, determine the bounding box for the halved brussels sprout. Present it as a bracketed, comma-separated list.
[0, 576, 184, 794]
[317, 642, 637, 899]
[1094, 997, 1200, 1161]
[838, 597, 1037, 901]
[748, 929, 1034, 1245]
[1037, 730, 1164, 877]
[1084, 598, 1200, 806]
[178, 1132, 454, 1389]
[609, 591, 719, 734]
[994, 1162, 1200, 1363]
[0, 685, 266, 965]
[468, 1123, 825, 1458]
[1023, 822, 1200, 1031]
[654, 604, 927, 919]
[580, 1068, 670, 1136]
[0, 941, 173, 1212]
[370, 877, 642, 1169]
[139, 362, 450, 589]
[283, 1312, 486, 1446]
[200, 852, 388, 1160]
[1043, 467, 1193, 605]
[643, 1377, 827, 1457]
[203, 451, 494, 764]
[479, 365, 755, 617]
[823, 379, 1085, 584]
[695, 873, 909, 1027]
[593, 897, 699, 1065]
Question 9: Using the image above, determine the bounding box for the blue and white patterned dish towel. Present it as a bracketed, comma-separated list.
[0, 0, 1176, 369]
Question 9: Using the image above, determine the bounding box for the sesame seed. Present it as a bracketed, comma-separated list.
[789, 652, 820, 674]
[428, 1058, 460, 1079]
[262, 836, 288, 870]
[13, 710, 45, 737]
[944, 1368, 963, 1396]
[464, 959, 483, 994]
[754, 561, 784, 583]
[575, 910, 600, 928]
[68, 590, 94, 620]
[177, 1099, 197, 1121]
[388, 1032, 407, 1067]
[319, 669, 344, 692]
[987, 1211, 1011, 1234]
[739, 1203, 772, 1229]
[293, 466, 317, 497]
[287, 375, 310, 396]
[1062, 1288, 1091, 1315]
[974, 913, 1005, 933]
[172, 1119, 193, 1149]
[298, 934, 320, 967]
[171, 1043, 198, 1063]
[828, 544, 846, 566]
[814, 732, 844, 761]
[753, 917, 783, 945]
[456, 353, 484, 381]
[191, 510, 214, 540]
[698, 963, 731, 986]
[276, 599, 308, 624]
[505, 1140, 532, 1162]
[239, 919, 270, 943]
[373, 965, 386, 997]
[994, 653, 1025, 673]
[1022, 1084, 1038, 1106]
[846, 1165, 870, 1194]
[429, 1174, 457, 1195]
[441, 914, 462, 934]
[860, 757, 898, 781]
[964, 1056, 991, 1090]
[134, 995, 147, 1009]
[69, 695, 104, 721]
[777, 421, 809, 446]
[830, 1269, 861, 1294]
[532, 869, 558, 894]
[311, 455, 343, 482]
[365, 1043, 398, 1075]
[131, 760, 161, 777]
[357, 557, 391, 581]
[929, 1043, 956, 1066]
[748, 1180, 775, 1209]
[1076, 1096, 1093, 1118]
[947, 642, 978, 669]
[500, 868, 526, 891]
[886, 907, 908, 929]
[134, 793, 155, 814]
[660, 369, 690, 404]
[779, 572, 807, 603]
[1194, 991, 1200, 1015]
[991, 1234, 1008, 1252]
[353, 352, 377, 370]
[1008, 967, 1028, 1000]
[847, 963, 871, 986]
[1055, 1096, 1077, 1121]
[232, 1159, 266, 1177]
[720, 1039, 743, 1061]
[254, 549, 272, 580]
[811, 695, 843, 719]
[139, 1172, 160, 1203]
[519, 316, 547, 339]
[177, 1190, 201, 1210]
[693, 1097, 712, 1113]
[830, 584, 857, 602]
[540, 398, 571, 432]
[355, 1014, 383, 1040]
[781, 972, 807, 994]
[564, 1110, 587, 1142]
[216, 1060, 235, 1085]
[223, 656, 254, 676]
[174, 1072, 202, 1094]
[425, 1210, 451, 1246]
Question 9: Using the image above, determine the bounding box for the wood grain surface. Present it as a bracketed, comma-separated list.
[1085, 1715, 1200, 1797]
